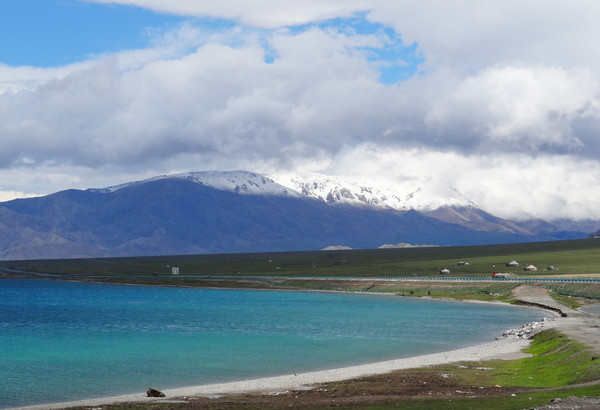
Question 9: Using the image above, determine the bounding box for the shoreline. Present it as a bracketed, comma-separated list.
[2, 278, 569, 410]
[11, 318, 557, 410]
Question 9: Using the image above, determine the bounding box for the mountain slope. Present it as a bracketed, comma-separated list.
[273, 172, 600, 238]
[97, 170, 298, 197]
[0, 171, 593, 259]
[423, 206, 534, 234]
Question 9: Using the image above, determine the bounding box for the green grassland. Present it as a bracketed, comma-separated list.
[3, 238, 600, 303]
[452, 329, 600, 388]
[317, 328, 600, 409]
[2, 238, 600, 279]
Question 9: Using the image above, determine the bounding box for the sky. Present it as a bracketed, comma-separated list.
[2, 0, 600, 221]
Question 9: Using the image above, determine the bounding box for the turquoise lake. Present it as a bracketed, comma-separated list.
[0, 279, 545, 408]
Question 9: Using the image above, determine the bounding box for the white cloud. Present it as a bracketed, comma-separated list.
[87, 1, 600, 70]
[325, 144, 600, 220]
[0, 190, 38, 202]
[425, 65, 600, 153]
[3, 1, 600, 221]
[0, 25, 398, 169]
[367, 1, 600, 71]
[86, 0, 370, 28]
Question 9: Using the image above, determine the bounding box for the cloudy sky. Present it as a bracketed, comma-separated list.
[2, 0, 600, 220]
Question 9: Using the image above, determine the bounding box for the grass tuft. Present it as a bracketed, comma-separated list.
[450, 329, 600, 389]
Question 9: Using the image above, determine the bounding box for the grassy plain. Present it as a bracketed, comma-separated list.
[2, 238, 600, 280]
[2, 238, 600, 304]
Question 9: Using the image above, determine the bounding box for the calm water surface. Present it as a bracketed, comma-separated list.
[0, 279, 545, 408]
[580, 304, 600, 316]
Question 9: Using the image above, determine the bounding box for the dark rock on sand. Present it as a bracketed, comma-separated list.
[147, 387, 166, 397]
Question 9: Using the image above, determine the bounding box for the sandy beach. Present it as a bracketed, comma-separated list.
[13, 323, 564, 408]
[12, 336, 540, 410]
[12, 284, 600, 410]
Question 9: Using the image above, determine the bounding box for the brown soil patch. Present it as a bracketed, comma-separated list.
[98, 370, 536, 409]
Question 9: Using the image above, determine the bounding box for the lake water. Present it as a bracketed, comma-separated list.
[0, 279, 545, 408]
[580, 304, 600, 316]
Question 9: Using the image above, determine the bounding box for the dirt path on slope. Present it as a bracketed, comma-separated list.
[511, 284, 600, 354]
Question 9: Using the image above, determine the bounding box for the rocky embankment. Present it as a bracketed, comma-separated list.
[501, 318, 555, 339]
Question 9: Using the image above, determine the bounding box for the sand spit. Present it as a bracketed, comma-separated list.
[12, 319, 557, 410]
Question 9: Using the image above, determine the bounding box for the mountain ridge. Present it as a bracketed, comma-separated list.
[270, 171, 477, 211]
[0, 170, 596, 260]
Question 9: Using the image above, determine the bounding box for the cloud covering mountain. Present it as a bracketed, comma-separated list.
[2, 1, 600, 221]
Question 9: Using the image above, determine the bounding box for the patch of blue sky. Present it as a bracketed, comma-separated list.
[0, 0, 191, 67]
[372, 41, 424, 84]
[4, 1, 423, 85]
[261, 37, 278, 64]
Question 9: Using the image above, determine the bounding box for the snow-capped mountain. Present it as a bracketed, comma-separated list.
[95, 170, 299, 197]
[0, 170, 593, 260]
[96, 170, 475, 212]
[270, 171, 477, 211]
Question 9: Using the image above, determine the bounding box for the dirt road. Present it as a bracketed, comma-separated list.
[512, 284, 600, 353]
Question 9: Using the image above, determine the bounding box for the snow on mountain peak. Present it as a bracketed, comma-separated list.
[270, 172, 410, 210]
[176, 171, 299, 196]
[270, 171, 476, 212]
[95, 170, 476, 212]
[95, 170, 299, 197]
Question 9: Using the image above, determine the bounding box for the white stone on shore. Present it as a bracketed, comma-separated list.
[501, 319, 553, 339]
